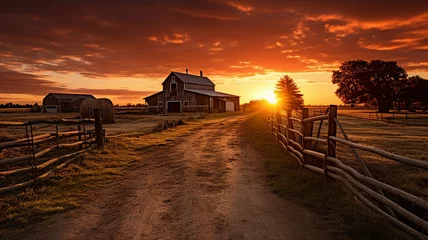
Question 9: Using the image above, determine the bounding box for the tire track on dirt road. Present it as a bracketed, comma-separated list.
[2, 115, 327, 240]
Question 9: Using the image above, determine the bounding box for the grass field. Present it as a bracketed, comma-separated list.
[284, 107, 427, 198]
[241, 112, 411, 240]
[338, 108, 428, 126]
[0, 111, 210, 140]
[304, 109, 428, 198]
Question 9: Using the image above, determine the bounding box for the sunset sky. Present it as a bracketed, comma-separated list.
[1, 1, 427, 105]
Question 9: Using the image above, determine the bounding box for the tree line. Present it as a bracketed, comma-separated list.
[0, 102, 39, 108]
[332, 60, 428, 113]
[273, 60, 428, 113]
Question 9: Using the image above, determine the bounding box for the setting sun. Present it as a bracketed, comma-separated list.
[255, 89, 277, 104]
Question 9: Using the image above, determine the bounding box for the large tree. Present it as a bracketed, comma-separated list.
[275, 75, 304, 111]
[406, 76, 428, 109]
[332, 60, 407, 113]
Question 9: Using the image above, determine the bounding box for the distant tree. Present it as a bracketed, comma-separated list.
[407, 76, 428, 109]
[275, 75, 304, 111]
[246, 99, 269, 111]
[332, 60, 407, 113]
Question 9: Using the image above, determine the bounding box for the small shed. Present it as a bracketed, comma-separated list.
[43, 93, 95, 113]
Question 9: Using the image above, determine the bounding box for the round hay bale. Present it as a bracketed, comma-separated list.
[80, 98, 115, 124]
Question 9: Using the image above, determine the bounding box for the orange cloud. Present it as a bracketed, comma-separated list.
[226, 2, 254, 15]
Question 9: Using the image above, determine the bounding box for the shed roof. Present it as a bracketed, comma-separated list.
[185, 89, 239, 98]
[48, 93, 95, 103]
[143, 91, 163, 99]
[171, 72, 215, 86]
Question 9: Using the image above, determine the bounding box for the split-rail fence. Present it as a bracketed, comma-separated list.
[267, 105, 428, 240]
[0, 109, 105, 194]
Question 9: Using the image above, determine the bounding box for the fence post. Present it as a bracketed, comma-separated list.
[286, 110, 294, 143]
[326, 105, 337, 175]
[77, 123, 82, 150]
[302, 108, 313, 164]
[94, 109, 104, 149]
[276, 106, 282, 141]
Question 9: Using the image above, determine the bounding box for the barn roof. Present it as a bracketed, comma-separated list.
[185, 89, 239, 98]
[143, 91, 163, 99]
[171, 72, 215, 86]
[48, 93, 95, 103]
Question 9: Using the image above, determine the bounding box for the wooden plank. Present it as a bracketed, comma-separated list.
[327, 165, 428, 232]
[0, 133, 51, 149]
[0, 131, 94, 149]
[304, 137, 327, 144]
[329, 136, 428, 170]
[327, 172, 427, 240]
[286, 145, 303, 160]
[303, 149, 324, 160]
[334, 117, 397, 218]
[302, 108, 313, 164]
[0, 121, 26, 126]
[326, 105, 337, 175]
[0, 145, 93, 176]
[326, 156, 428, 212]
[289, 117, 301, 123]
[302, 114, 328, 123]
[0, 147, 52, 166]
[288, 139, 303, 151]
[287, 128, 303, 137]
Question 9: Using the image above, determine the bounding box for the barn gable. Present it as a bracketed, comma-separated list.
[161, 71, 215, 87]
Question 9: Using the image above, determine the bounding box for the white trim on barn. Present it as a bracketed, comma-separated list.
[166, 100, 182, 113]
[44, 105, 60, 113]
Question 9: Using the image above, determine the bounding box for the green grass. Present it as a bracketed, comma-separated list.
[240, 111, 411, 240]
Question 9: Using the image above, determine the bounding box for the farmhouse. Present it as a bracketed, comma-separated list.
[144, 70, 240, 113]
[43, 93, 96, 112]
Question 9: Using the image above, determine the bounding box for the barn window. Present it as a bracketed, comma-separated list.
[170, 82, 177, 96]
[183, 101, 189, 106]
[158, 101, 163, 107]
[171, 76, 176, 82]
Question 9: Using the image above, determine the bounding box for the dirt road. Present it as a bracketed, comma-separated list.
[4, 115, 327, 240]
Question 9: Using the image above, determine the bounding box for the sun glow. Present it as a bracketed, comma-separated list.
[255, 89, 277, 104]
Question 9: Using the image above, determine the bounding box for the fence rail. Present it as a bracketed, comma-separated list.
[0, 111, 105, 194]
[267, 105, 428, 240]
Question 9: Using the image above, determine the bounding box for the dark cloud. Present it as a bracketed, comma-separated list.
[0, 67, 155, 97]
[0, 0, 427, 99]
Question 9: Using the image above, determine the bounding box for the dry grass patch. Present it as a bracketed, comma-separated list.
[0, 111, 245, 229]
[0, 120, 205, 227]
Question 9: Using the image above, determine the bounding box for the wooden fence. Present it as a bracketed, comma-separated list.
[0, 109, 105, 194]
[114, 106, 148, 114]
[267, 105, 428, 240]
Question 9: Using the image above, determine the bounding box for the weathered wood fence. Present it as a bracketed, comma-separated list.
[267, 105, 428, 240]
[0, 110, 105, 194]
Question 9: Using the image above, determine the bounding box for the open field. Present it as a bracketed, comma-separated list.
[338, 108, 428, 126]
[305, 112, 428, 198]
[289, 108, 427, 196]
[274, 107, 427, 237]
[0, 112, 212, 140]
[245, 113, 411, 239]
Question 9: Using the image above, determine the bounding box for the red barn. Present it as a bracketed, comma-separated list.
[144, 70, 240, 113]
